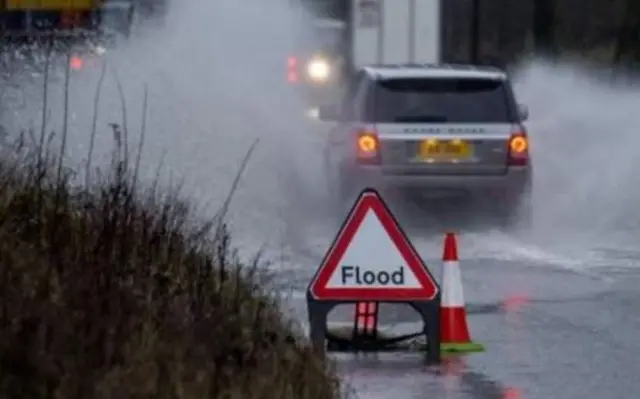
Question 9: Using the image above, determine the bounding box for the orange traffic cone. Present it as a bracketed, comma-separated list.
[440, 232, 485, 353]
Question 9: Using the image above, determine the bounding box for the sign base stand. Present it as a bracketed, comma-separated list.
[326, 326, 423, 352]
[307, 299, 441, 363]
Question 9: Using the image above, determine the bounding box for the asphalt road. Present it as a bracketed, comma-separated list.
[3, 2, 640, 397]
[281, 213, 640, 399]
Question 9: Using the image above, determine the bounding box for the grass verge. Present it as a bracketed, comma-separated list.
[0, 131, 341, 398]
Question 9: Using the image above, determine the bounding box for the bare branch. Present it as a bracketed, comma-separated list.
[86, 60, 108, 188]
[111, 65, 129, 168]
[213, 138, 260, 242]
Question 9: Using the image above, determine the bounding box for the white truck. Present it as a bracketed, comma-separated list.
[346, 0, 442, 74]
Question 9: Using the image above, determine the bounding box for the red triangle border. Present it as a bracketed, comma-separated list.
[308, 188, 439, 301]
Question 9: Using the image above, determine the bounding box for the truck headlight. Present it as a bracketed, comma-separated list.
[307, 59, 330, 82]
[93, 45, 107, 56]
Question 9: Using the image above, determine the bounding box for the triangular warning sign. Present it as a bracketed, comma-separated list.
[308, 188, 439, 301]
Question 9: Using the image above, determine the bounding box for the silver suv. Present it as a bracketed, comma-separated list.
[319, 63, 532, 226]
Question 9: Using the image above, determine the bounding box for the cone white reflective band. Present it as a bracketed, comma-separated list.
[441, 260, 465, 307]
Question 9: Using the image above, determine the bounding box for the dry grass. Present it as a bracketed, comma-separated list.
[0, 50, 342, 399]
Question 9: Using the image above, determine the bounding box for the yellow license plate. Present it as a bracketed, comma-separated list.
[6, 0, 94, 10]
[417, 138, 472, 160]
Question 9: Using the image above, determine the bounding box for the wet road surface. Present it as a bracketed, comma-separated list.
[282, 231, 640, 398]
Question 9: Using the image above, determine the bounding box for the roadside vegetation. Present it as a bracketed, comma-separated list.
[0, 55, 342, 398]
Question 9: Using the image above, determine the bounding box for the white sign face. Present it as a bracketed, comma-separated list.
[324, 208, 423, 289]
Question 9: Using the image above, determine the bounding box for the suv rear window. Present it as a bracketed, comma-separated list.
[369, 78, 514, 123]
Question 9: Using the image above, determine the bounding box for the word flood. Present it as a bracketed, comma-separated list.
[340, 265, 404, 285]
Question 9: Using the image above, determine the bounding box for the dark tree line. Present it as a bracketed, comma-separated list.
[302, 0, 640, 68]
[441, 0, 640, 68]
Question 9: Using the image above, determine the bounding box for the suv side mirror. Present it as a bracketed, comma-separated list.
[518, 103, 529, 121]
[318, 104, 341, 121]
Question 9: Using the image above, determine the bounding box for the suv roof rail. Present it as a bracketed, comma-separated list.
[365, 62, 505, 72]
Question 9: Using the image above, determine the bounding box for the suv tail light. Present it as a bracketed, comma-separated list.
[355, 130, 380, 164]
[70, 55, 84, 70]
[286, 56, 298, 83]
[507, 128, 529, 166]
